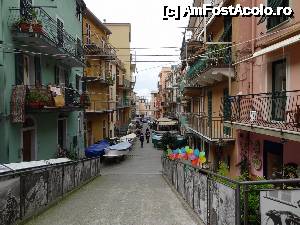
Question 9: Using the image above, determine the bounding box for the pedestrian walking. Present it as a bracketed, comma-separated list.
[146, 129, 150, 143]
[140, 133, 145, 148]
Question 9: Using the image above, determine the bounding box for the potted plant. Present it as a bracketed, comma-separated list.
[32, 20, 43, 33]
[26, 90, 50, 109]
[15, 17, 30, 32]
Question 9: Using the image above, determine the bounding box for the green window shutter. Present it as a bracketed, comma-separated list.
[64, 69, 69, 86]
[55, 65, 59, 85]
[258, 0, 284, 25]
[15, 54, 24, 85]
[34, 55, 42, 85]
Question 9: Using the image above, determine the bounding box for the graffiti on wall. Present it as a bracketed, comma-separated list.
[177, 163, 185, 197]
[261, 190, 300, 225]
[91, 159, 97, 177]
[210, 181, 236, 225]
[24, 172, 48, 217]
[48, 167, 63, 203]
[63, 165, 74, 193]
[0, 178, 20, 225]
[82, 160, 91, 182]
[184, 167, 194, 208]
[194, 172, 208, 225]
[75, 162, 83, 187]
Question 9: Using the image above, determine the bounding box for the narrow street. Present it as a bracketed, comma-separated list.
[24, 126, 199, 225]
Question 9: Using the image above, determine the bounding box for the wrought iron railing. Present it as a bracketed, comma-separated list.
[84, 42, 116, 59]
[225, 90, 300, 133]
[117, 98, 130, 108]
[187, 113, 233, 140]
[9, 7, 84, 62]
[187, 43, 232, 80]
[162, 157, 300, 225]
[86, 99, 109, 112]
[123, 79, 131, 89]
[19, 85, 86, 110]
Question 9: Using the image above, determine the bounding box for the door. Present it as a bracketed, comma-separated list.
[57, 18, 64, 47]
[58, 119, 67, 148]
[263, 141, 283, 179]
[23, 130, 32, 161]
[272, 59, 286, 121]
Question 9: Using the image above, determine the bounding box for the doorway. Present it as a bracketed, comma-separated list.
[271, 59, 286, 121]
[22, 117, 36, 162]
[263, 141, 283, 179]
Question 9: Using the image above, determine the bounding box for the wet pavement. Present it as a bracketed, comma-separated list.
[25, 126, 199, 225]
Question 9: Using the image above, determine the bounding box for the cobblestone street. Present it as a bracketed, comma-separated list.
[25, 129, 199, 225]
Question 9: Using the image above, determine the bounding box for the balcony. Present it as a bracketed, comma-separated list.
[117, 98, 130, 109]
[186, 44, 234, 87]
[224, 90, 300, 141]
[84, 66, 114, 86]
[117, 78, 131, 90]
[9, 7, 84, 67]
[84, 42, 116, 60]
[187, 114, 234, 142]
[11, 85, 88, 117]
[86, 97, 110, 114]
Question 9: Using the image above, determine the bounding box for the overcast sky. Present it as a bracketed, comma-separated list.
[84, 0, 193, 98]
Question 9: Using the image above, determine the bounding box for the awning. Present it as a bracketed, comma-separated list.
[234, 34, 300, 65]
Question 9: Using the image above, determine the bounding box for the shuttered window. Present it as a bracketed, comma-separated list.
[34, 56, 42, 85]
[15, 54, 24, 85]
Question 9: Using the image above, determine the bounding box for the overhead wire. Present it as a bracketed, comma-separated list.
[1, 22, 299, 72]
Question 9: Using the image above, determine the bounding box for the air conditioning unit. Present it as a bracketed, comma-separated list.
[250, 111, 257, 122]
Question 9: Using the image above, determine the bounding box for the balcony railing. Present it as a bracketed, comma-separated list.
[84, 67, 114, 85]
[187, 44, 232, 80]
[187, 114, 234, 141]
[226, 90, 300, 133]
[123, 79, 131, 89]
[11, 85, 88, 114]
[86, 99, 109, 113]
[9, 7, 84, 64]
[84, 42, 116, 60]
[117, 98, 130, 108]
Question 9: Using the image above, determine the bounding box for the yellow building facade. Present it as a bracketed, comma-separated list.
[105, 23, 135, 135]
[83, 9, 118, 145]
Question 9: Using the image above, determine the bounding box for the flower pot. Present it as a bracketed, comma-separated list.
[28, 102, 41, 109]
[32, 24, 43, 33]
[19, 23, 31, 32]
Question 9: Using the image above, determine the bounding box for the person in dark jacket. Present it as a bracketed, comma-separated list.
[146, 129, 151, 143]
[140, 133, 145, 148]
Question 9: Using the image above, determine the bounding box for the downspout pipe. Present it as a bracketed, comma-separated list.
[250, 0, 256, 94]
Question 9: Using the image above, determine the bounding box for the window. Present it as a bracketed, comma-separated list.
[76, 75, 81, 91]
[86, 23, 91, 44]
[55, 65, 69, 86]
[267, 0, 289, 30]
[76, 2, 82, 21]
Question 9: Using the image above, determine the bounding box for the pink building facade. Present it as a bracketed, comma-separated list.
[228, 0, 300, 179]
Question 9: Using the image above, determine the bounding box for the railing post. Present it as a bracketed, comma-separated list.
[243, 184, 248, 225]
[236, 183, 241, 225]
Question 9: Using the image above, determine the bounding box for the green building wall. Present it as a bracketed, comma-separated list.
[0, 0, 85, 163]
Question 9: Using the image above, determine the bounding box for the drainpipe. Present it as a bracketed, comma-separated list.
[250, 0, 256, 94]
